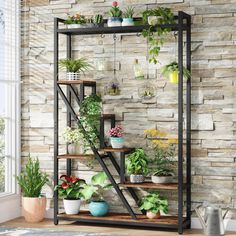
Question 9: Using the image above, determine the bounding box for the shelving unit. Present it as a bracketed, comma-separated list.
[54, 11, 191, 234]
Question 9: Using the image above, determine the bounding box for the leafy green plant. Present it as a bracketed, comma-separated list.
[161, 61, 191, 80]
[142, 7, 174, 64]
[59, 58, 92, 73]
[16, 156, 49, 197]
[139, 192, 169, 214]
[126, 148, 149, 175]
[109, 1, 122, 17]
[81, 172, 112, 202]
[64, 13, 86, 25]
[54, 175, 86, 200]
[123, 6, 135, 18]
[94, 14, 103, 24]
[63, 127, 83, 144]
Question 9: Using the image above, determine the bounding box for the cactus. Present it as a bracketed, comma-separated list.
[94, 14, 103, 24]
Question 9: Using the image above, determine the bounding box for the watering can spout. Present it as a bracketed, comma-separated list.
[195, 205, 207, 230]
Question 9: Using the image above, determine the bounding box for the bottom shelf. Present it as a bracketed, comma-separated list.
[57, 211, 187, 229]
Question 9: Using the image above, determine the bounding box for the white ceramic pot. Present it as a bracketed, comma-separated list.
[67, 24, 85, 29]
[147, 16, 163, 26]
[122, 18, 134, 26]
[107, 17, 122, 27]
[110, 137, 124, 149]
[151, 175, 173, 184]
[67, 72, 79, 80]
[68, 143, 83, 155]
[146, 211, 161, 219]
[130, 174, 145, 183]
[63, 199, 81, 215]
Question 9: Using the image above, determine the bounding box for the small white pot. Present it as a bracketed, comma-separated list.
[147, 16, 163, 26]
[63, 199, 81, 215]
[67, 24, 85, 29]
[151, 175, 173, 184]
[67, 72, 79, 80]
[130, 174, 145, 183]
[110, 137, 124, 149]
[146, 211, 160, 219]
[68, 143, 84, 155]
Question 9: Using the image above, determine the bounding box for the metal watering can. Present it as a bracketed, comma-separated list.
[195, 205, 229, 236]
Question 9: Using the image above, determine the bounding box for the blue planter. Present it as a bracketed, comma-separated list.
[110, 137, 124, 149]
[107, 17, 122, 27]
[122, 18, 134, 26]
[89, 201, 109, 217]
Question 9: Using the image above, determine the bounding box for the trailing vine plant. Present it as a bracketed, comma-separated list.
[142, 7, 174, 64]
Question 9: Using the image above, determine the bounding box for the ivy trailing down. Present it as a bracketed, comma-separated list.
[142, 7, 174, 64]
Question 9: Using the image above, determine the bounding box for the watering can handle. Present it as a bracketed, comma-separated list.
[195, 205, 207, 229]
[223, 208, 229, 220]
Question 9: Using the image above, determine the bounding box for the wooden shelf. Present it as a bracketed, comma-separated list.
[102, 114, 115, 119]
[119, 182, 179, 190]
[58, 211, 186, 228]
[57, 154, 95, 160]
[101, 147, 134, 154]
[57, 80, 96, 86]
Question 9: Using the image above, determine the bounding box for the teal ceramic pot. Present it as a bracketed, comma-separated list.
[89, 201, 109, 217]
[107, 17, 122, 27]
[122, 18, 134, 26]
[110, 137, 124, 149]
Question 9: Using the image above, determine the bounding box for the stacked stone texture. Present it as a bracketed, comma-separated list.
[21, 0, 236, 216]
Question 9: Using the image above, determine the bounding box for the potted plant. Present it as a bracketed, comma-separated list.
[64, 13, 87, 28]
[63, 126, 84, 155]
[161, 61, 191, 84]
[81, 172, 112, 217]
[59, 58, 92, 80]
[145, 128, 177, 184]
[126, 148, 149, 183]
[107, 125, 124, 149]
[16, 156, 49, 223]
[54, 175, 86, 215]
[86, 17, 94, 27]
[108, 1, 122, 27]
[138, 83, 156, 100]
[139, 192, 168, 219]
[142, 7, 174, 64]
[122, 6, 135, 26]
[94, 14, 104, 27]
[106, 81, 120, 95]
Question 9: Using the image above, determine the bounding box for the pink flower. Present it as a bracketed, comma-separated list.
[108, 125, 124, 137]
[112, 1, 118, 6]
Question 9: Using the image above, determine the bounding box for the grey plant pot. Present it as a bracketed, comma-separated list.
[130, 174, 145, 183]
[151, 175, 173, 184]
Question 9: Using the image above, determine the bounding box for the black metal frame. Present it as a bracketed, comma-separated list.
[54, 11, 191, 234]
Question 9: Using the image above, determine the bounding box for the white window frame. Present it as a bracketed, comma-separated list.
[0, 0, 20, 198]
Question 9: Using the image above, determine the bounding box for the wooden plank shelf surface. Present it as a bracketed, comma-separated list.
[57, 80, 96, 86]
[102, 147, 134, 154]
[57, 154, 95, 160]
[58, 211, 186, 228]
[119, 182, 179, 190]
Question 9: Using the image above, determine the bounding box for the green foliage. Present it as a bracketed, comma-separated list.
[109, 5, 122, 17]
[81, 172, 112, 202]
[123, 6, 135, 18]
[142, 7, 174, 64]
[54, 175, 86, 200]
[94, 14, 103, 24]
[126, 148, 149, 175]
[59, 58, 92, 73]
[161, 61, 191, 80]
[64, 14, 86, 25]
[139, 192, 169, 214]
[16, 156, 49, 197]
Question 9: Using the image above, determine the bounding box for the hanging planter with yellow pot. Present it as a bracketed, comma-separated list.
[161, 61, 191, 84]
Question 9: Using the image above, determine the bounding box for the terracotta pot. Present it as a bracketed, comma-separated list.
[146, 211, 161, 219]
[22, 197, 46, 223]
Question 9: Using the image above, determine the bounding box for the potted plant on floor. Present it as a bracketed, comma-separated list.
[81, 172, 112, 217]
[161, 61, 191, 84]
[59, 58, 92, 80]
[108, 1, 122, 27]
[94, 14, 104, 27]
[63, 126, 84, 155]
[107, 125, 124, 149]
[139, 192, 168, 219]
[16, 156, 49, 223]
[126, 148, 149, 183]
[64, 13, 87, 28]
[145, 128, 177, 184]
[54, 175, 86, 215]
[122, 6, 135, 26]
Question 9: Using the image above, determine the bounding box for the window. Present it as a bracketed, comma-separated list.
[0, 0, 20, 196]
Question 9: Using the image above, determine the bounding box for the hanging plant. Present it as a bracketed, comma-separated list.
[142, 7, 174, 64]
[161, 61, 191, 84]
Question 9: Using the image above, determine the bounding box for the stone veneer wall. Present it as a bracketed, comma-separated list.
[21, 0, 236, 217]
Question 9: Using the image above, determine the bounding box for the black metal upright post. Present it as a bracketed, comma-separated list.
[66, 34, 72, 176]
[178, 11, 184, 235]
[186, 13, 192, 229]
[53, 18, 59, 225]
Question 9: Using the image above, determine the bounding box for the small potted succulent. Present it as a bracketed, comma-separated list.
[107, 125, 124, 149]
[54, 175, 86, 215]
[86, 17, 94, 27]
[64, 13, 87, 28]
[59, 58, 92, 80]
[93, 14, 104, 27]
[126, 148, 149, 183]
[122, 6, 135, 26]
[81, 172, 112, 217]
[161, 61, 191, 84]
[63, 127, 84, 155]
[108, 1, 122, 27]
[16, 156, 49, 223]
[139, 192, 169, 219]
[107, 81, 120, 95]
